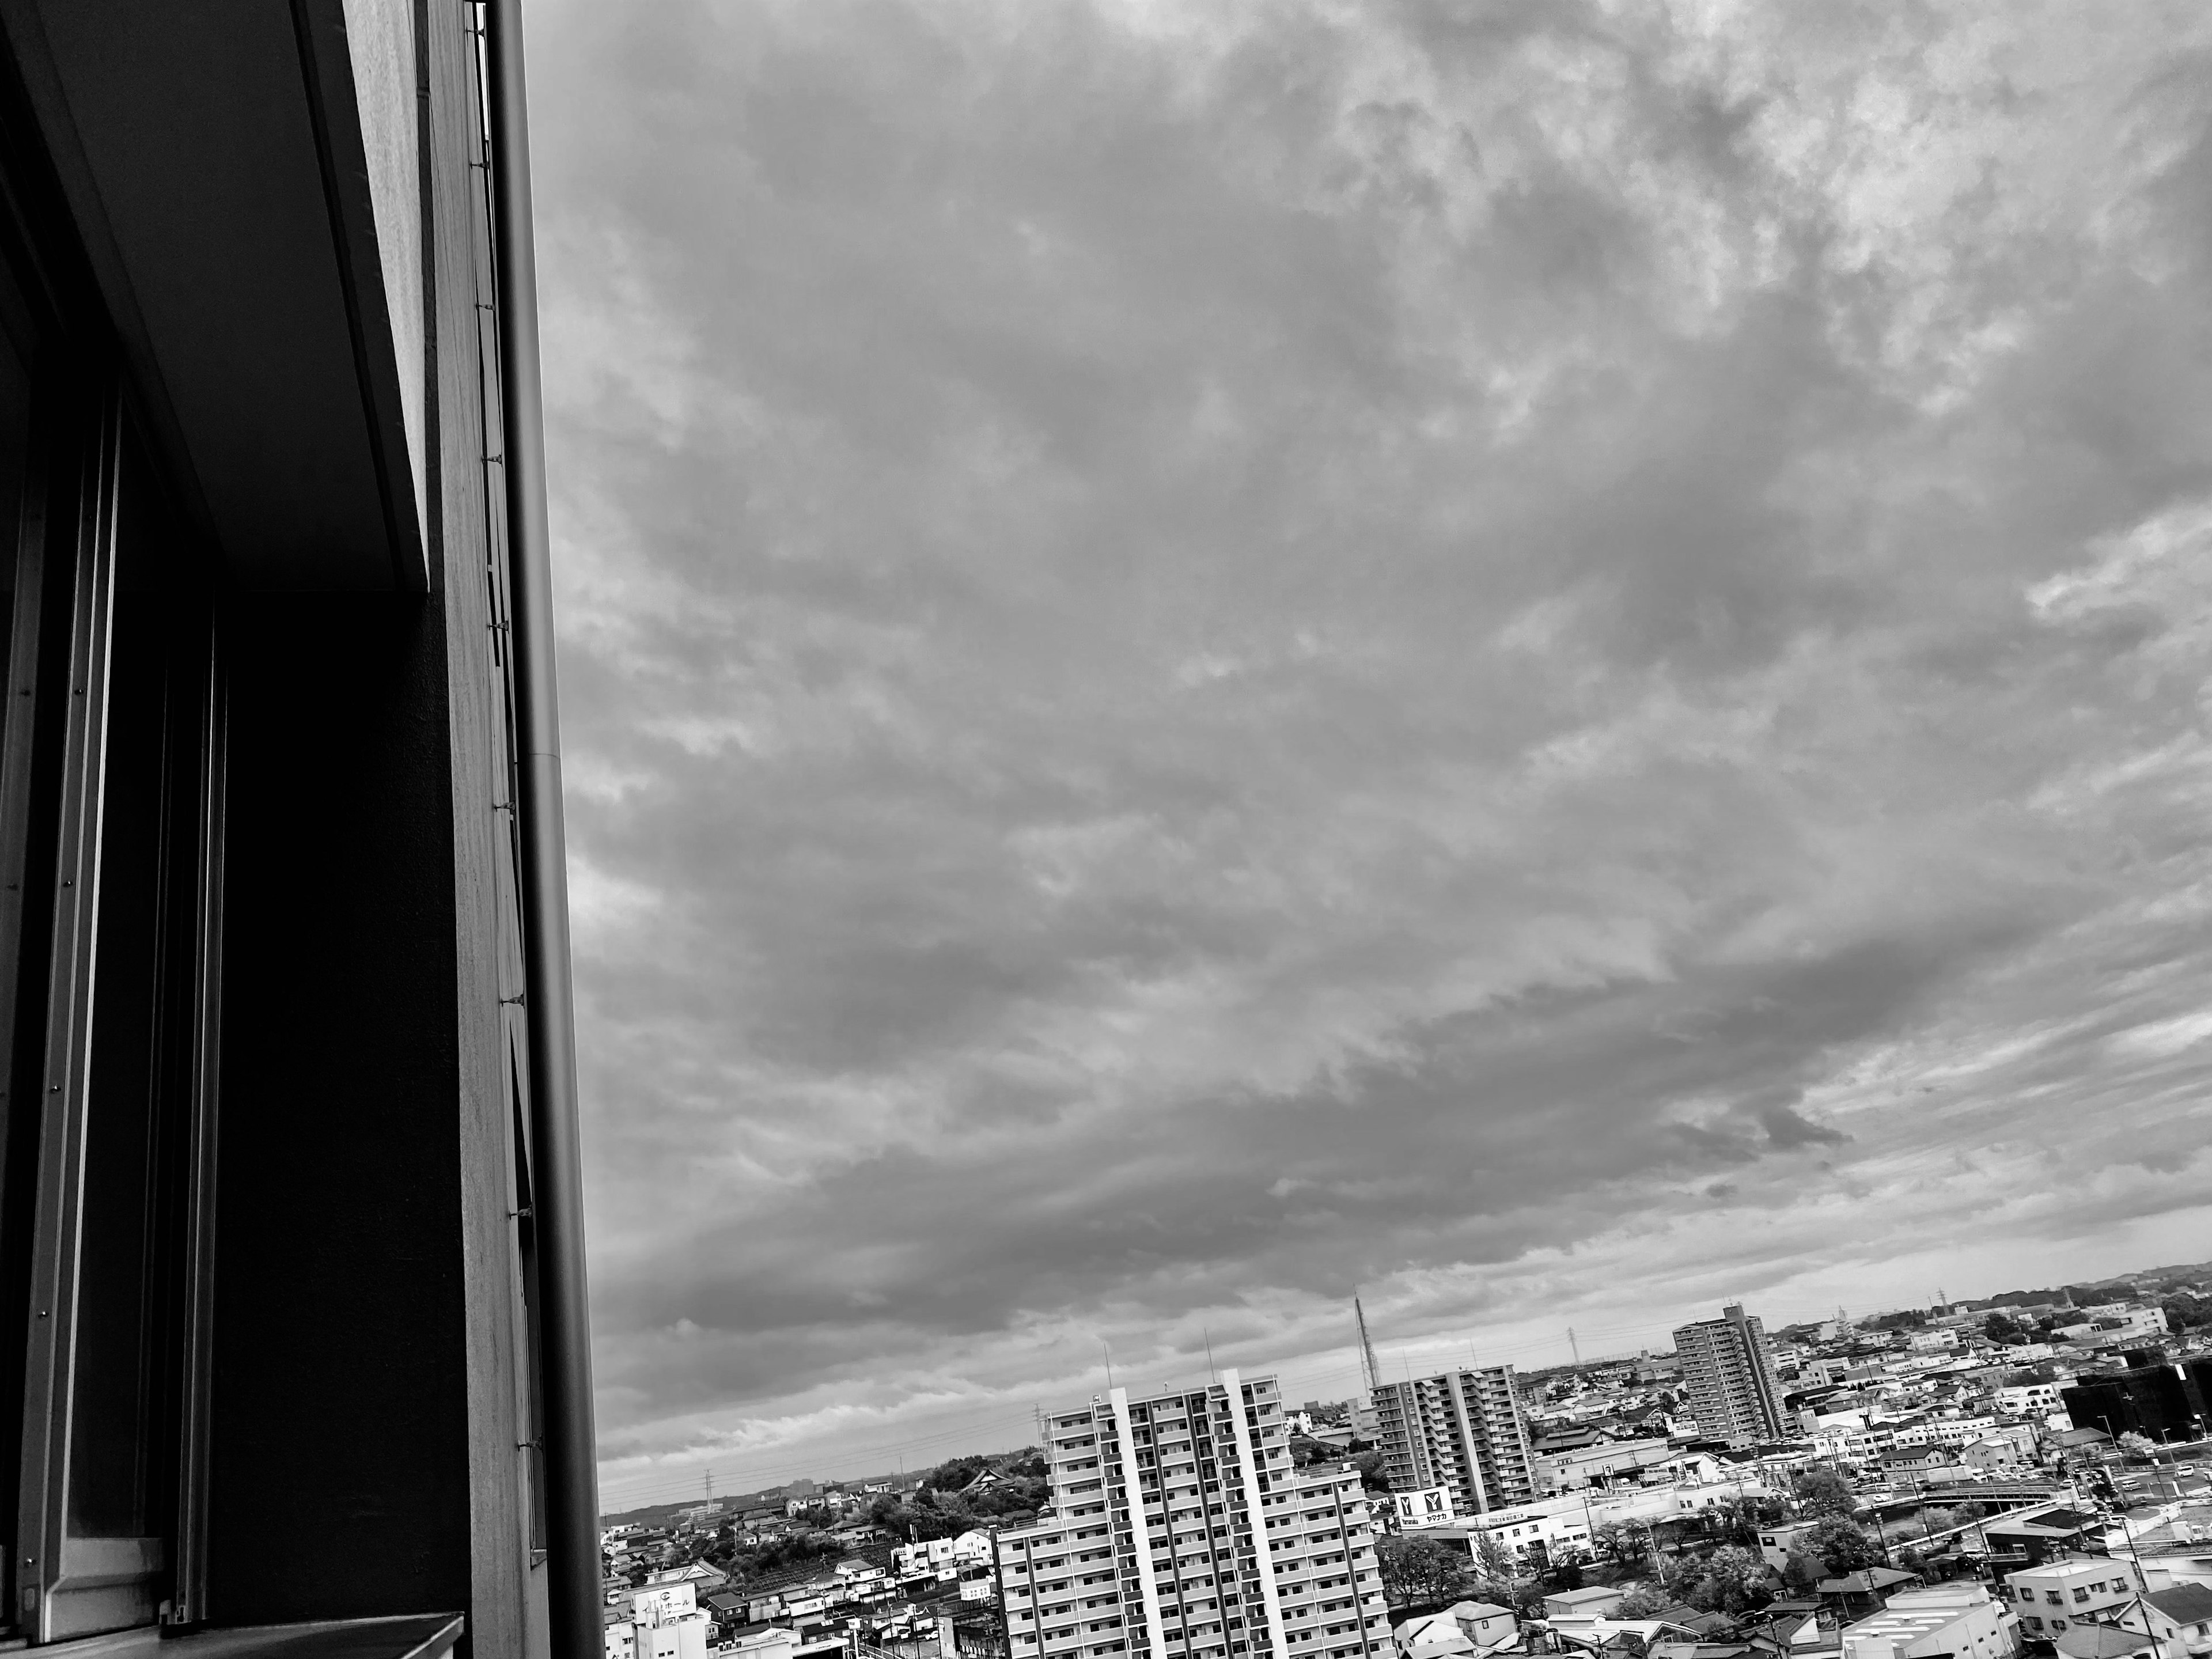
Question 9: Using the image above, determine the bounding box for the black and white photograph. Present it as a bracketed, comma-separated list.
[3, 5, 2212, 1659]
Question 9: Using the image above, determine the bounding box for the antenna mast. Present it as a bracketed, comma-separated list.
[1355, 1294, 1384, 1399]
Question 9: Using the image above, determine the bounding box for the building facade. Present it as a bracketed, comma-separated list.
[1840, 1585, 2017, 1659]
[2003, 1559, 2149, 1646]
[1673, 1304, 1788, 1445]
[2064, 1359, 2212, 1443]
[0, 1, 595, 1654]
[995, 1371, 1391, 1659]
[1372, 1366, 1537, 1516]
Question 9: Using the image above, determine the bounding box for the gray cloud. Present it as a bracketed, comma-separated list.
[523, 0, 2212, 1491]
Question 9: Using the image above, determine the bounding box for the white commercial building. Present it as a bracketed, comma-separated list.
[608, 1582, 712, 1659]
[1840, 1585, 2017, 1659]
[1998, 1381, 2070, 1419]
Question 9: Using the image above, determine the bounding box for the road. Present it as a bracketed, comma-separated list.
[2111, 1444, 2212, 1504]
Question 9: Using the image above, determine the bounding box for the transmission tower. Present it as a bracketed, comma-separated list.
[1355, 1294, 1384, 1400]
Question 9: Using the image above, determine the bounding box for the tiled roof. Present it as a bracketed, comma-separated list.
[2150, 1585, 2212, 1626]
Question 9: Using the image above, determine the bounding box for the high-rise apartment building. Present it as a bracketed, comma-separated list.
[1371, 1365, 1536, 1516]
[1673, 1304, 1787, 1445]
[995, 1371, 1391, 1659]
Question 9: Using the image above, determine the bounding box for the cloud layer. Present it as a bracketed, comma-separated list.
[525, 0, 2212, 1505]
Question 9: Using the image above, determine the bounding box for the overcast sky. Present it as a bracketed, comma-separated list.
[525, 0, 2212, 1512]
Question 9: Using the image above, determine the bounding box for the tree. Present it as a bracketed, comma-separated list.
[1801, 1517, 1880, 1577]
[2003, 1362, 2058, 1387]
[2162, 1294, 2212, 1331]
[1595, 1522, 1649, 1568]
[1984, 1312, 2027, 1345]
[1781, 1551, 1823, 1594]
[1353, 1450, 1391, 1495]
[1618, 1586, 1669, 1619]
[1713, 1494, 1786, 1546]
[1377, 1534, 1474, 1610]
[1912, 1507, 1959, 1541]
[1473, 1532, 1517, 1598]
[1793, 1465, 1857, 1519]
[1683, 1544, 1777, 1615]
[2118, 1432, 2157, 1464]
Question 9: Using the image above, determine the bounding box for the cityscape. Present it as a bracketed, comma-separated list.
[600, 1264, 2212, 1659]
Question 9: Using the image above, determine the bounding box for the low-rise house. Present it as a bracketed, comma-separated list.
[1753, 1605, 1831, 1654]
[2130, 1586, 2212, 1656]
[725, 1624, 800, 1659]
[1392, 1600, 1517, 1659]
[1838, 1584, 2014, 1659]
[1964, 1428, 2041, 1471]
[648, 1560, 730, 1592]
[1880, 1446, 1963, 1477]
[1819, 1569, 1926, 1622]
[2002, 1558, 2147, 1646]
[1986, 1505, 2109, 1571]
[1546, 1588, 1629, 1620]
[1999, 1384, 2071, 1420]
[2048, 1589, 2212, 1659]
[1550, 1618, 1711, 1655]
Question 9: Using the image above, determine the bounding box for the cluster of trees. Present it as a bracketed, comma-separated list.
[1612, 1513, 1886, 1616]
[1618, 1544, 1771, 1616]
[1791, 1465, 1857, 1518]
[868, 1449, 1053, 1537]
[1374, 1533, 1497, 1611]
[699, 1525, 845, 1582]
[2162, 1294, 2212, 1331]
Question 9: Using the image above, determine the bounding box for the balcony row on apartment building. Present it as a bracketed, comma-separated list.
[995, 1372, 1392, 1659]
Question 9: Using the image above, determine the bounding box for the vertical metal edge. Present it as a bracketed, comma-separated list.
[0, 344, 54, 1641]
[166, 616, 224, 1627]
[482, 6, 600, 1654]
[16, 382, 118, 1641]
[289, 0, 428, 596]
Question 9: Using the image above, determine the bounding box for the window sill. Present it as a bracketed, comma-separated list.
[26, 1615, 463, 1659]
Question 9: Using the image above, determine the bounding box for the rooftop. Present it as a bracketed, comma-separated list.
[2149, 1585, 2212, 1625]
[1843, 1587, 1994, 1643]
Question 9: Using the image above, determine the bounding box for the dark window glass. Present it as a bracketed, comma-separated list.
[67, 438, 200, 1544]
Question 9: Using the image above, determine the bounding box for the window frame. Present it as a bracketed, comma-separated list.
[8, 380, 226, 1644]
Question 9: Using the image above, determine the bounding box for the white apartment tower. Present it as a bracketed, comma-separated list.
[995, 1370, 1391, 1659]
[1672, 1303, 1787, 1445]
[1371, 1365, 1537, 1516]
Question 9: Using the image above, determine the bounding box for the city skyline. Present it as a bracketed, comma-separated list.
[597, 1253, 2200, 1510]
[529, 0, 2212, 1517]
